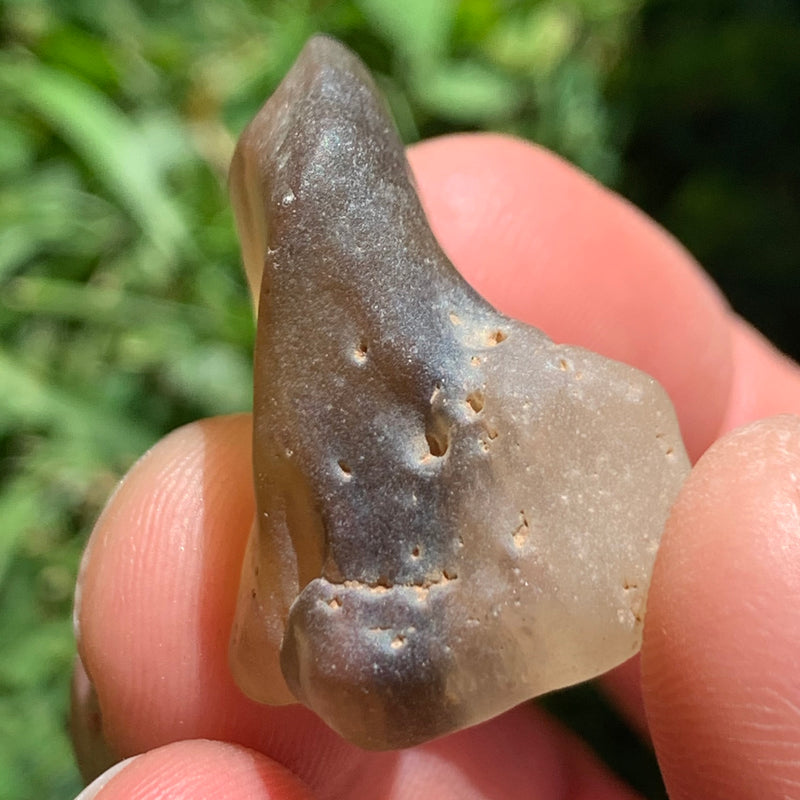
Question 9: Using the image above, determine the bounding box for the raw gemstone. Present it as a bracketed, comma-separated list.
[228, 35, 689, 750]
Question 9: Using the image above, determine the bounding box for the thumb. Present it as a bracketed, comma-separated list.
[74, 741, 313, 800]
[642, 415, 800, 800]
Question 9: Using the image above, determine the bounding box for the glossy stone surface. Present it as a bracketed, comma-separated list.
[228, 35, 689, 750]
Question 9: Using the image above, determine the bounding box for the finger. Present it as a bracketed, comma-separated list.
[79, 740, 313, 800]
[72, 655, 118, 782]
[598, 322, 800, 737]
[76, 416, 642, 800]
[642, 415, 800, 800]
[75, 414, 343, 781]
[392, 703, 641, 800]
[601, 320, 800, 733]
[408, 133, 732, 462]
[721, 317, 800, 432]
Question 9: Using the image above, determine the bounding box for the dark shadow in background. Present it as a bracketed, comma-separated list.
[612, 0, 800, 361]
[540, 683, 668, 800]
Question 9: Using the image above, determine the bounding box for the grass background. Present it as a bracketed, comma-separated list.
[1, 1, 798, 798]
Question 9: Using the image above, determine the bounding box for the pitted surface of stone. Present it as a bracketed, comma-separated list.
[228, 35, 690, 750]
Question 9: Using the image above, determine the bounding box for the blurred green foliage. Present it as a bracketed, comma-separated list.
[614, 0, 800, 358]
[0, 1, 796, 798]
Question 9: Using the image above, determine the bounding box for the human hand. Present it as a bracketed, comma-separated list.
[72, 135, 800, 800]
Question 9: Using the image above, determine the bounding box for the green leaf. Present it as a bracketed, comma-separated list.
[0, 476, 46, 585]
[0, 55, 191, 258]
[0, 117, 35, 177]
[0, 347, 153, 458]
[413, 60, 523, 124]
[356, 0, 457, 61]
[0, 618, 73, 690]
[164, 341, 252, 415]
[0, 689, 80, 800]
[0, 164, 122, 280]
[4, 275, 221, 333]
[484, 3, 579, 75]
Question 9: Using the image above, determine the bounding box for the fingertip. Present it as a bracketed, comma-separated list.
[721, 317, 800, 433]
[642, 415, 800, 799]
[391, 704, 639, 800]
[88, 741, 314, 800]
[76, 414, 254, 753]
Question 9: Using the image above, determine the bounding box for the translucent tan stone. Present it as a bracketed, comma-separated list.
[228, 35, 689, 750]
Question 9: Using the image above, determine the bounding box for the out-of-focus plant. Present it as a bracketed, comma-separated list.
[611, 0, 800, 359]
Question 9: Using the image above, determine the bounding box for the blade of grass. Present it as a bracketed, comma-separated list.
[5, 275, 231, 334]
[0, 55, 192, 258]
[0, 475, 46, 585]
[0, 348, 154, 456]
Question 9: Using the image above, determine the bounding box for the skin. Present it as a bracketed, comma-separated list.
[73, 134, 800, 800]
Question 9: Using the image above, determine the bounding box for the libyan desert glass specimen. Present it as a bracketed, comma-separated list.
[228, 35, 689, 750]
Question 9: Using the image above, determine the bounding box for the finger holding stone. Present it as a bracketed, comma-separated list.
[73, 414, 374, 791]
[602, 322, 800, 736]
[74, 415, 647, 800]
[78, 135, 729, 756]
[75, 741, 313, 800]
[77, 91, 750, 765]
[642, 415, 800, 800]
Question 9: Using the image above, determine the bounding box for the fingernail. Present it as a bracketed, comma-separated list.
[70, 655, 120, 785]
[73, 756, 139, 800]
